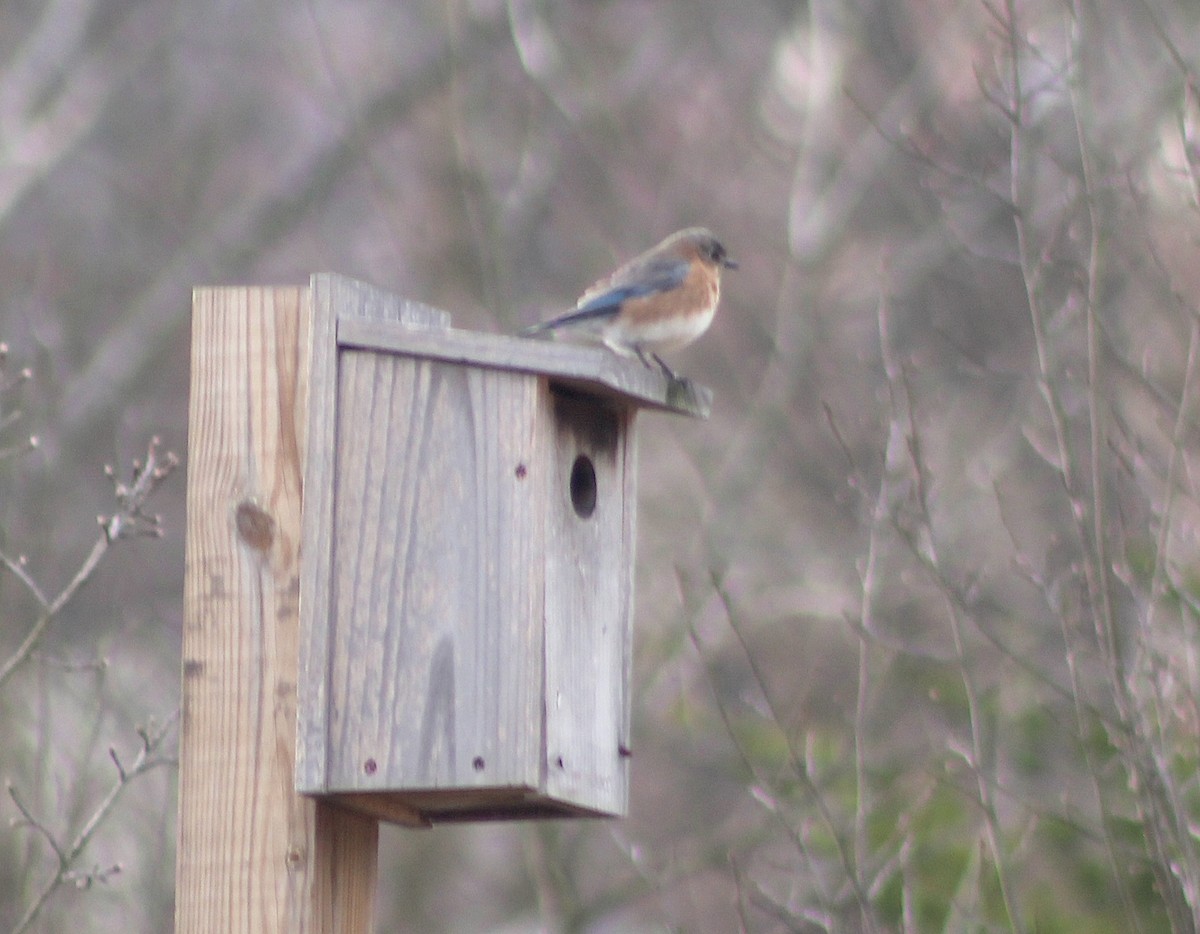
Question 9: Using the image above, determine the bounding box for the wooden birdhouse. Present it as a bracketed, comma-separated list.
[294, 274, 709, 825]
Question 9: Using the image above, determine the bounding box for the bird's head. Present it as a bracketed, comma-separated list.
[671, 227, 738, 271]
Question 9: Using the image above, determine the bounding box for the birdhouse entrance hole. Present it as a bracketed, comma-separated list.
[570, 455, 597, 518]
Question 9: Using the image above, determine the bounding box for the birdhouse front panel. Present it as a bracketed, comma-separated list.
[323, 349, 546, 797]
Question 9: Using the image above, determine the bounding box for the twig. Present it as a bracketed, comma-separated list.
[10, 710, 179, 934]
[997, 1, 1150, 923]
[98, 435, 179, 543]
[1117, 102, 1200, 925]
[0, 551, 48, 606]
[704, 569, 878, 931]
[0, 342, 34, 461]
[0, 537, 106, 691]
[875, 271, 1025, 933]
[0, 436, 178, 690]
[1067, 0, 1121, 719]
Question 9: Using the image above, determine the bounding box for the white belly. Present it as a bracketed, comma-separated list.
[605, 302, 716, 353]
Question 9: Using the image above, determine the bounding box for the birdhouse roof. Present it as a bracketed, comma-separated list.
[338, 308, 711, 418]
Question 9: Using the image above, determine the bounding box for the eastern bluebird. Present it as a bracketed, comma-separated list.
[520, 227, 736, 379]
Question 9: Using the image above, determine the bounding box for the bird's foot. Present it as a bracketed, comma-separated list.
[633, 347, 682, 383]
[651, 352, 680, 382]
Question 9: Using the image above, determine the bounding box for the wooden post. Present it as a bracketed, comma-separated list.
[177, 286, 379, 932]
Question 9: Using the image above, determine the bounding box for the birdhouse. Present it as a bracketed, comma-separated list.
[295, 274, 710, 825]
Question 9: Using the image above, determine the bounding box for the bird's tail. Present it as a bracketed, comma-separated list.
[517, 318, 561, 339]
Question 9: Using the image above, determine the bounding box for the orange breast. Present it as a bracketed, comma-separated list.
[620, 262, 718, 327]
[607, 261, 720, 350]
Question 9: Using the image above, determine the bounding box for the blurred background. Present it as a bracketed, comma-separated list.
[3, 0, 1200, 930]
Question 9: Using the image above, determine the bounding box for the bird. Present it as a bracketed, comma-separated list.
[519, 227, 736, 380]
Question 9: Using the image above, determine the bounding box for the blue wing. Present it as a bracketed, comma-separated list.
[529, 256, 689, 332]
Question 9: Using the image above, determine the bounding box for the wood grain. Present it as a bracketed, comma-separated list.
[323, 353, 546, 795]
[178, 285, 378, 933]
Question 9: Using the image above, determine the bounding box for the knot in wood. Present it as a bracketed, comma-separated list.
[235, 500, 275, 552]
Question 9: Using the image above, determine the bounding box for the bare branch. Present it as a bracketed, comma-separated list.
[0, 550, 48, 608]
[10, 710, 179, 934]
[8, 783, 68, 869]
[704, 568, 879, 931]
[98, 436, 179, 542]
[0, 437, 178, 690]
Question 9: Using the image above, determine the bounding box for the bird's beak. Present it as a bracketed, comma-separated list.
[723, 258, 739, 270]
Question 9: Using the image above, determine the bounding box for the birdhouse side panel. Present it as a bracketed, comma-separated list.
[322, 350, 546, 795]
[542, 393, 634, 815]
